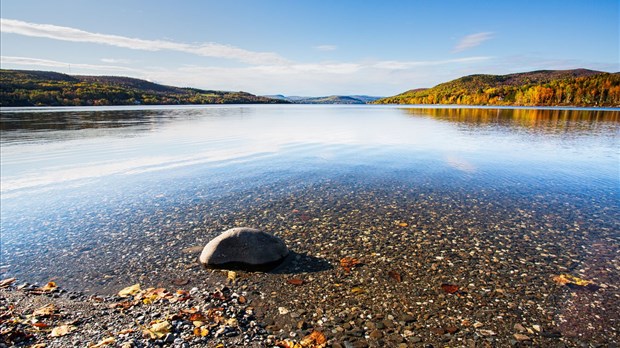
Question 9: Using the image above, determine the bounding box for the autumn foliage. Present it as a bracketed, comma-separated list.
[375, 69, 620, 107]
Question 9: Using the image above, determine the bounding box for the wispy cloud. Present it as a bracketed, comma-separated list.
[1, 56, 140, 72]
[372, 56, 493, 70]
[0, 18, 288, 65]
[453, 32, 494, 53]
[100, 58, 134, 64]
[314, 45, 338, 51]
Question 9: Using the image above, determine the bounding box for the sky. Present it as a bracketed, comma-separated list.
[1, 0, 618, 96]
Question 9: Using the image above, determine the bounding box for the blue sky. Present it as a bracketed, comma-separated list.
[1, 0, 618, 96]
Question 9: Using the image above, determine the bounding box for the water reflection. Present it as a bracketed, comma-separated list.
[405, 107, 620, 134]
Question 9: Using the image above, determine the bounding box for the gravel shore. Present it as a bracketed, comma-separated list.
[2, 173, 619, 347]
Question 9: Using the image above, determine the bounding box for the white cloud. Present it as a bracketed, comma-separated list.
[314, 45, 338, 51]
[453, 32, 494, 53]
[100, 58, 133, 64]
[1, 56, 140, 72]
[0, 18, 288, 65]
[1, 54, 496, 95]
[372, 56, 492, 70]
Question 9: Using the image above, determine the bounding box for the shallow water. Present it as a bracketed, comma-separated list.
[0, 105, 618, 292]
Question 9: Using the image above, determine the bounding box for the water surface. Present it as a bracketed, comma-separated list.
[0, 105, 618, 292]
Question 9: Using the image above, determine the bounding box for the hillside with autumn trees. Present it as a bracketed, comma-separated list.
[0, 70, 288, 106]
[374, 69, 620, 107]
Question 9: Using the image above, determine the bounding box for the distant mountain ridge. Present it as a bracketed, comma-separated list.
[0, 69, 288, 106]
[264, 95, 382, 104]
[374, 69, 620, 107]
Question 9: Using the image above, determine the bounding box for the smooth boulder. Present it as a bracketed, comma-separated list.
[199, 227, 289, 271]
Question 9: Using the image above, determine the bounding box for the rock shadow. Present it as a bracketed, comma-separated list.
[268, 251, 333, 274]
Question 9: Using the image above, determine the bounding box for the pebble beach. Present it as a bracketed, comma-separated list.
[2, 171, 618, 347]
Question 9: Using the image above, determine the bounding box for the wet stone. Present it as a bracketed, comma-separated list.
[199, 227, 289, 271]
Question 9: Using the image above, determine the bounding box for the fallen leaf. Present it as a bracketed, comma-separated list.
[238, 295, 246, 304]
[90, 337, 116, 347]
[340, 257, 361, 272]
[193, 327, 209, 337]
[552, 274, 592, 287]
[50, 324, 75, 337]
[299, 330, 327, 347]
[388, 270, 402, 282]
[38, 281, 57, 292]
[32, 304, 57, 317]
[441, 284, 459, 294]
[189, 313, 206, 322]
[0, 277, 17, 288]
[287, 278, 304, 286]
[227, 271, 237, 283]
[118, 284, 141, 297]
[32, 322, 49, 329]
[351, 287, 365, 294]
[117, 328, 135, 335]
[143, 320, 171, 339]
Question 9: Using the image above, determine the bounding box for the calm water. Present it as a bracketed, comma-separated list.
[0, 105, 618, 290]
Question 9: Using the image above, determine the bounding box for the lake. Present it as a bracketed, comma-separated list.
[1, 105, 619, 344]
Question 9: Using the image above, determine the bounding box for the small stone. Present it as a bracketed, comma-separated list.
[532, 324, 541, 332]
[401, 314, 416, 323]
[513, 333, 531, 341]
[445, 326, 458, 334]
[411, 336, 422, 343]
[278, 307, 289, 315]
[473, 322, 484, 328]
[430, 328, 445, 335]
[381, 319, 394, 328]
[369, 330, 383, 339]
[479, 329, 496, 336]
[199, 227, 289, 271]
[514, 323, 526, 332]
[297, 320, 307, 330]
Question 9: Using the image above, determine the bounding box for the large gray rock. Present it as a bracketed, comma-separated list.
[199, 227, 289, 271]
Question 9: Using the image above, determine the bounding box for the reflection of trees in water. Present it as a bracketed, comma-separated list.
[0, 110, 169, 132]
[404, 108, 619, 134]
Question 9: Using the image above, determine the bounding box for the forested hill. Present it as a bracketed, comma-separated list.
[374, 69, 620, 107]
[0, 70, 288, 106]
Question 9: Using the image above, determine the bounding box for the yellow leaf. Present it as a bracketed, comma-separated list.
[143, 320, 171, 339]
[50, 324, 75, 337]
[39, 281, 57, 292]
[33, 304, 57, 317]
[90, 337, 116, 348]
[118, 284, 141, 297]
[351, 287, 365, 294]
[193, 327, 209, 337]
[553, 274, 593, 287]
[299, 330, 327, 347]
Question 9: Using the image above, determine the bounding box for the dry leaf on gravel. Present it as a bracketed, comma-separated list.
[300, 330, 327, 347]
[552, 274, 592, 286]
[50, 324, 75, 337]
[340, 257, 360, 272]
[143, 320, 171, 339]
[0, 277, 17, 288]
[440, 283, 460, 294]
[89, 337, 116, 347]
[32, 304, 57, 317]
[193, 327, 209, 337]
[38, 281, 58, 292]
[287, 278, 304, 286]
[118, 284, 141, 297]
